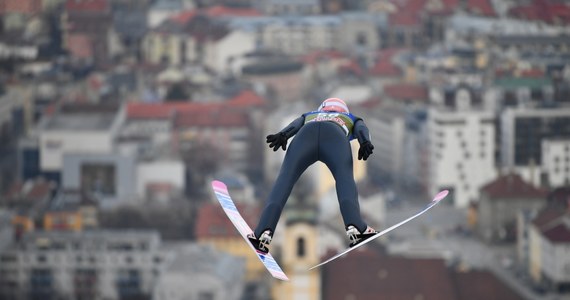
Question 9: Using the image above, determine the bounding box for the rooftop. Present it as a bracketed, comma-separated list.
[481, 173, 548, 199]
[322, 248, 524, 300]
[65, 0, 109, 12]
[43, 113, 117, 131]
[384, 83, 428, 101]
[195, 202, 259, 239]
[453, 269, 524, 300]
[322, 249, 456, 300]
[542, 221, 570, 243]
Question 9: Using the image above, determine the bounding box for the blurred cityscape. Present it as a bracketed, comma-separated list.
[0, 0, 570, 299]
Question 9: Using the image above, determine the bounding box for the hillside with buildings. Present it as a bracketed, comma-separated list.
[1, 0, 570, 299]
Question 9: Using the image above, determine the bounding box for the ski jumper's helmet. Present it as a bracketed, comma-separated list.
[318, 98, 349, 113]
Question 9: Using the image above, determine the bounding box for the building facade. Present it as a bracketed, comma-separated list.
[0, 231, 167, 300]
[541, 139, 570, 188]
[500, 107, 570, 186]
[428, 107, 497, 207]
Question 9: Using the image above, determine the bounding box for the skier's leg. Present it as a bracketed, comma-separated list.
[254, 125, 318, 238]
[319, 122, 368, 232]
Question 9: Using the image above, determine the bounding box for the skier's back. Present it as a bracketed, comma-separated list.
[248, 98, 377, 253]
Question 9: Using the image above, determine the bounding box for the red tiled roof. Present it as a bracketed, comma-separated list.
[127, 102, 193, 119]
[426, 0, 459, 15]
[1, 0, 42, 14]
[65, 0, 108, 12]
[174, 108, 249, 128]
[396, 0, 427, 14]
[509, 0, 570, 24]
[520, 68, 545, 78]
[322, 249, 456, 300]
[384, 83, 428, 101]
[171, 5, 262, 24]
[205, 5, 262, 17]
[369, 60, 402, 77]
[481, 173, 548, 199]
[369, 48, 403, 77]
[532, 206, 566, 228]
[146, 182, 174, 193]
[467, 0, 496, 17]
[548, 186, 570, 208]
[66, 34, 92, 59]
[171, 10, 198, 24]
[453, 270, 524, 300]
[4, 180, 52, 200]
[27, 181, 53, 199]
[127, 91, 266, 119]
[359, 97, 383, 109]
[389, 12, 421, 27]
[542, 222, 570, 243]
[338, 59, 363, 76]
[227, 90, 266, 107]
[301, 50, 346, 65]
[195, 202, 260, 239]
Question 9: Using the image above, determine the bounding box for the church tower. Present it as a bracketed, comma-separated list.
[272, 180, 321, 300]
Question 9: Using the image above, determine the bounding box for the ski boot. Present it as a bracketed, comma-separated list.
[346, 225, 378, 248]
[247, 230, 272, 254]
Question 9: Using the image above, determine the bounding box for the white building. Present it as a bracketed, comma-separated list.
[260, 16, 341, 56]
[500, 107, 570, 186]
[0, 231, 245, 300]
[0, 230, 167, 300]
[528, 210, 570, 292]
[254, 0, 321, 16]
[204, 29, 257, 75]
[147, 0, 193, 28]
[228, 13, 381, 57]
[38, 106, 125, 174]
[153, 244, 245, 300]
[137, 160, 185, 198]
[541, 139, 570, 188]
[428, 107, 497, 207]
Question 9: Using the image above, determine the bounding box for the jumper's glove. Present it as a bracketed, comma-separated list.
[266, 132, 288, 151]
[358, 141, 374, 161]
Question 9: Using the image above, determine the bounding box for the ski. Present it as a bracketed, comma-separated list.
[309, 190, 449, 270]
[211, 180, 289, 281]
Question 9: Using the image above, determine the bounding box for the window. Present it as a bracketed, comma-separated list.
[37, 255, 47, 263]
[297, 237, 306, 258]
[198, 292, 214, 300]
[81, 163, 117, 197]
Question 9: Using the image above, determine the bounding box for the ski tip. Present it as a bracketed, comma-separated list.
[211, 180, 227, 190]
[433, 190, 449, 202]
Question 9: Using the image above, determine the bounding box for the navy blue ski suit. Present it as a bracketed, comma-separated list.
[254, 110, 374, 238]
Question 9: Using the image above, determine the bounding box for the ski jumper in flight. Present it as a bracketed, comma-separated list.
[248, 98, 377, 253]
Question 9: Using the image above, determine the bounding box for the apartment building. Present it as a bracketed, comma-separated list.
[428, 107, 497, 207]
[500, 107, 570, 186]
[542, 139, 570, 187]
[0, 231, 245, 300]
[0, 230, 167, 300]
[528, 207, 570, 293]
